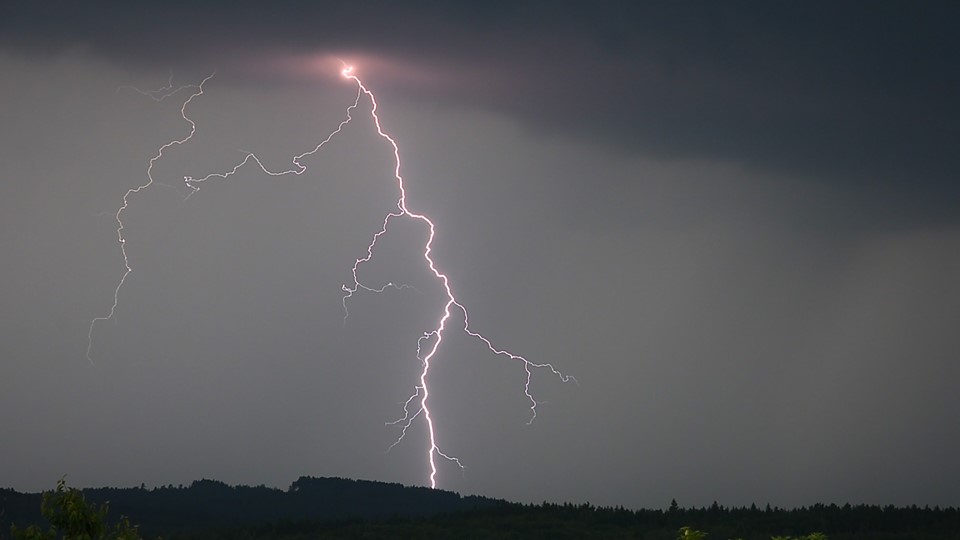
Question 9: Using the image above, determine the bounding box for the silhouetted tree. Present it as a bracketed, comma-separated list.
[10, 478, 144, 540]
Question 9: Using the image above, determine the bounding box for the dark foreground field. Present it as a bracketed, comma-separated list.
[3, 477, 958, 539]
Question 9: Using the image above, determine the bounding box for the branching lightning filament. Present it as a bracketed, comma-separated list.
[87, 74, 214, 366]
[89, 65, 574, 489]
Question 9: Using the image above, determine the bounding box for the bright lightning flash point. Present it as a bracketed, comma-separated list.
[89, 64, 575, 489]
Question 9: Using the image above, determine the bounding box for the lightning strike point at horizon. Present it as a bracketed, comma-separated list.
[88, 64, 575, 489]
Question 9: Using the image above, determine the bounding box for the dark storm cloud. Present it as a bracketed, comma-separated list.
[3, 1, 958, 209]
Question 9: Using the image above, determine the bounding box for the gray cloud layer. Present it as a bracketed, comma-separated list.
[3, 2, 958, 209]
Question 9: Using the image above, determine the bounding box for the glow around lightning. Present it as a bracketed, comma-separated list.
[90, 64, 574, 489]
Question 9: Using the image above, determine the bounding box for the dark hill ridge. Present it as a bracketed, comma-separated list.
[4, 477, 960, 539]
[0, 476, 507, 537]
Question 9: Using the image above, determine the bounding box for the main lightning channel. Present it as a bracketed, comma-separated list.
[338, 66, 575, 488]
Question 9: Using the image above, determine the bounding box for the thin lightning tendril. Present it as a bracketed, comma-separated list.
[89, 65, 574, 489]
[117, 71, 195, 102]
[87, 73, 215, 366]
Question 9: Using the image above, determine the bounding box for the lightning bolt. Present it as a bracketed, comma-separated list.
[335, 66, 575, 487]
[89, 64, 574, 489]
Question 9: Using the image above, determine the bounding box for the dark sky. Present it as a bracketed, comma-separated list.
[1, 2, 958, 509]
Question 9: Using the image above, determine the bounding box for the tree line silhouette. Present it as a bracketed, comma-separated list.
[2, 477, 958, 539]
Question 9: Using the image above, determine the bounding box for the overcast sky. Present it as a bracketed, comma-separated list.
[1, 2, 958, 509]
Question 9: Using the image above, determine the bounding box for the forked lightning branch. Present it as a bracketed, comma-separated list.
[87, 63, 575, 489]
